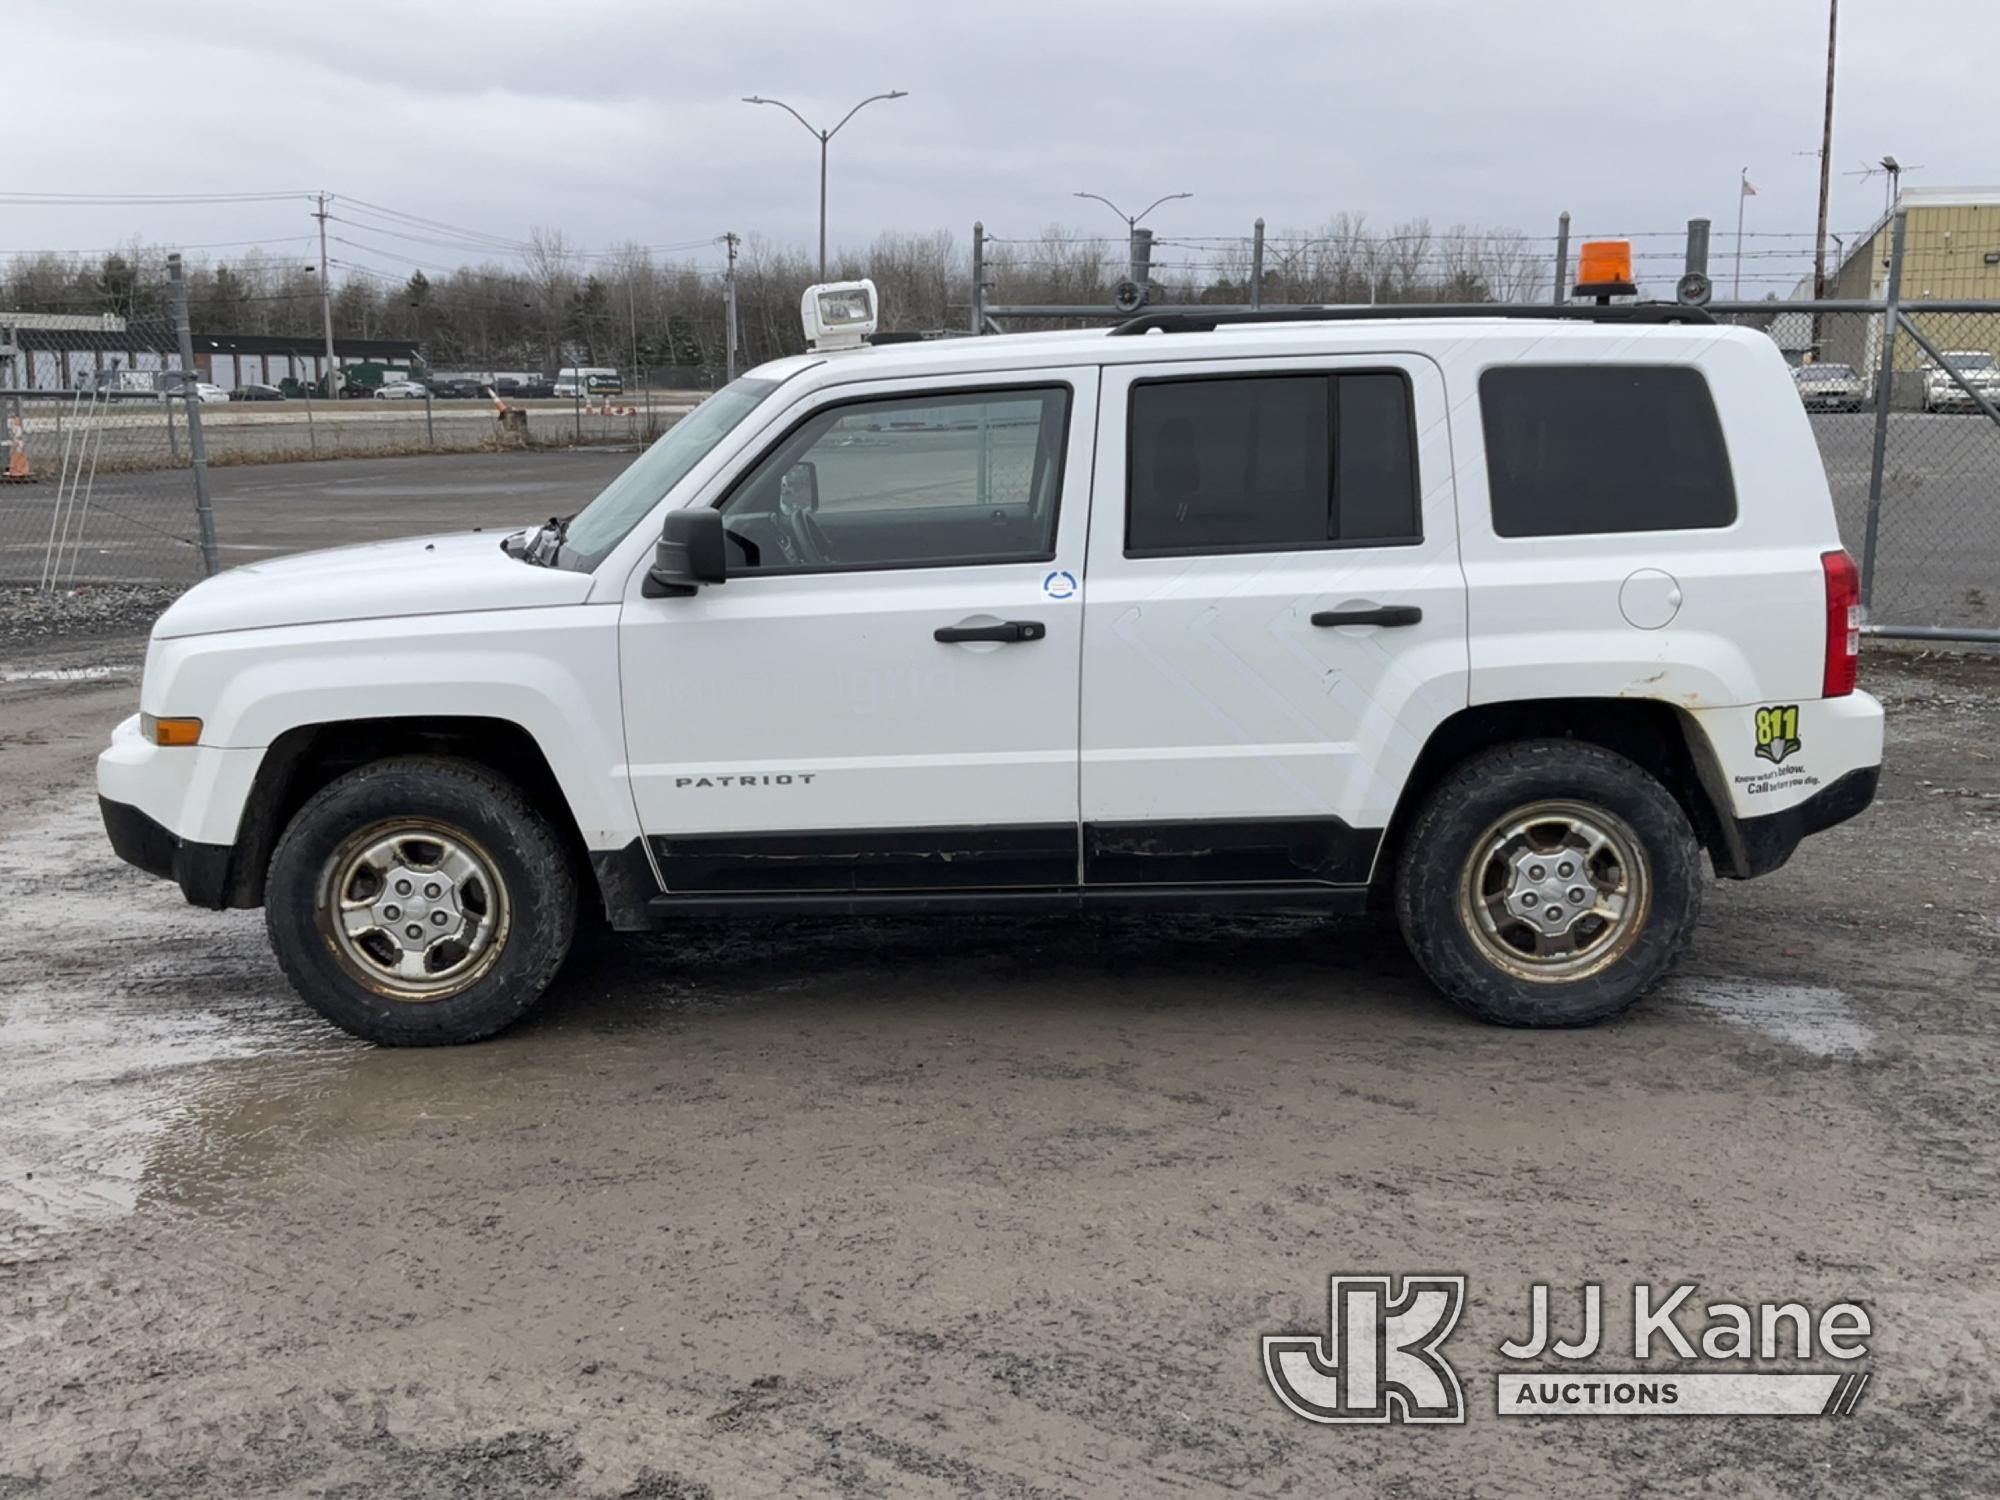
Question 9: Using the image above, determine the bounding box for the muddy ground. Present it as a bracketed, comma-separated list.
[2, 622, 1997, 1497]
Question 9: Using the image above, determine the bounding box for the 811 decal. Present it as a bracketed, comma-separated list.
[1754, 704, 1803, 765]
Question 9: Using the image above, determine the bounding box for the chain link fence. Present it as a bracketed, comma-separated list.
[1, 315, 210, 587]
[152, 389, 685, 465]
[971, 210, 2000, 642]
[1704, 297, 2000, 639]
[1862, 305, 2000, 636]
[6, 212, 1994, 643]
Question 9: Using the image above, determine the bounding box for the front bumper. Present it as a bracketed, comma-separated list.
[96, 712, 266, 908]
[1929, 387, 2000, 409]
[100, 795, 240, 908]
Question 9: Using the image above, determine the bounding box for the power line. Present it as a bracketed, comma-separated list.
[0, 234, 316, 257]
[0, 190, 313, 206]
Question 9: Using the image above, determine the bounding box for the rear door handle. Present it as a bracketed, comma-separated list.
[934, 619, 1046, 644]
[1310, 605, 1424, 628]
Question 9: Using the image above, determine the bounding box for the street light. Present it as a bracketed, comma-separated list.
[1071, 191, 1194, 232]
[742, 90, 908, 279]
[1073, 191, 1192, 297]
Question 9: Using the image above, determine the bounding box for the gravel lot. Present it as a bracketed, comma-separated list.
[1, 593, 1996, 1494]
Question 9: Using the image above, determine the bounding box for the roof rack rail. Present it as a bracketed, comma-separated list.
[1107, 302, 1714, 336]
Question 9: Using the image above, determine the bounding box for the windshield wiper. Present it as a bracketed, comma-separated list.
[501, 514, 572, 567]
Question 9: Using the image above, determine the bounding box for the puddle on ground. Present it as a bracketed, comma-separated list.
[1665, 977, 1873, 1057]
[0, 796, 358, 1249]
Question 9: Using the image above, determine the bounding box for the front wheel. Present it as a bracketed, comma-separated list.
[1394, 741, 1702, 1027]
[265, 757, 577, 1045]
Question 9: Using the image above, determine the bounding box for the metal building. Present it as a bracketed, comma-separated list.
[1820, 186, 2000, 374]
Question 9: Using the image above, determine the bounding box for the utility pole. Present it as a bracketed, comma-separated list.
[627, 271, 640, 390]
[1552, 211, 1570, 304]
[167, 254, 219, 577]
[1811, 0, 1840, 301]
[1685, 218, 1711, 278]
[1735, 168, 1752, 299]
[314, 193, 338, 400]
[970, 221, 986, 334]
[723, 232, 740, 384]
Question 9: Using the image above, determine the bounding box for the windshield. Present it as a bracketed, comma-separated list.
[1942, 352, 1996, 371]
[557, 376, 782, 569]
[1801, 365, 1854, 379]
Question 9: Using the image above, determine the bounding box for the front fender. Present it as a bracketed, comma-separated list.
[141, 605, 635, 849]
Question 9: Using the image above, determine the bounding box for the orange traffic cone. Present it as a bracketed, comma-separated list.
[1, 405, 32, 483]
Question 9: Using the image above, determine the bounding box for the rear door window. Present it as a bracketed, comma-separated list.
[1125, 372, 1420, 555]
[1479, 366, 1736, 537]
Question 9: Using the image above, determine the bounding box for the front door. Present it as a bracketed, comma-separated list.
[1079, 354, 1468, 887]
[620, 369, 1098, 895]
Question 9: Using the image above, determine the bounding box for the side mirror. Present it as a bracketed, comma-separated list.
[779, 460, 820, 514]
[643, 508, 727, 597]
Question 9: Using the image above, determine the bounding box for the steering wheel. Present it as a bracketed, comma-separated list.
[777, 480, 837, 566]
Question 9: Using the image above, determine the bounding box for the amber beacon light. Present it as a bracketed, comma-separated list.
[1573, 239, 1637, 299]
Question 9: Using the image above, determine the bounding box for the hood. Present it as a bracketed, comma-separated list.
[153, 531, 597, 640]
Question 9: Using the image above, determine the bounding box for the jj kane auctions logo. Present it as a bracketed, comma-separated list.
[1265, 1276, 1872, 1423]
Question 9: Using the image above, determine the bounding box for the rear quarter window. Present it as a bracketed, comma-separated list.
[1479, 365, 1736, 538]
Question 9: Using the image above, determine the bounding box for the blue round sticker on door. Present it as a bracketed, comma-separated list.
[1043, 569, 1078, 601]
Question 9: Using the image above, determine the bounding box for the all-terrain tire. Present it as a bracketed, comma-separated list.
[1394, 740, 1702, 1027]
[265, 756, 577, 1045]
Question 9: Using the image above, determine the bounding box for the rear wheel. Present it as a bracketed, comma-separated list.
[1394, 740, 1701, 1026]
[265, 756, 576, 1045]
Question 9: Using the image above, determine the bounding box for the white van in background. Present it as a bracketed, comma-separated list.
[554, 367, 622, 398]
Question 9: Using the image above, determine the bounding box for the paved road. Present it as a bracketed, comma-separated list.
[1, 448, 639, 584]
[201, 447, 639, 559]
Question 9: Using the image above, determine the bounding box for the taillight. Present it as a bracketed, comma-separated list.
[1821, 549, 1860, 697]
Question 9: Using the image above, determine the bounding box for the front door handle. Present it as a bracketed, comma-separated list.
[934, 619, 1046, 644]
[1310, 605, 1424, 628]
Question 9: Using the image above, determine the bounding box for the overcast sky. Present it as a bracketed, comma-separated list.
[11, 0, 2000, 296]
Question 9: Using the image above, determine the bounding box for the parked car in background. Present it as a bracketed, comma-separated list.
[374, 380, 430, 400]
[497, 377, 556, 399]
[432, 378, 490, 400]
[233, 383, 285, 403]
[1792, 362, 1865, 412]
[1922, 350, 2000, 413]
[162, 376, 230, 404]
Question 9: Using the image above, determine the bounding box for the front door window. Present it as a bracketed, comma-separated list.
[717, 386, 1071, 574]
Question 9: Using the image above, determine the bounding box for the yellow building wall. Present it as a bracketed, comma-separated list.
[1825, 204, 2000, 374]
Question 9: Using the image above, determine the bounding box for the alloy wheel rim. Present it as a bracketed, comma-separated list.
[317, 818, 511, 1001]
[1456, 799, 1650, 983]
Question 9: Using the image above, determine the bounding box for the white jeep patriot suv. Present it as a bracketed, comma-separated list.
[98, 283, 1884, 1045]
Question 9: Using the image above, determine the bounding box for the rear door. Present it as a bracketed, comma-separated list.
[1079, 353, 1468, 888]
